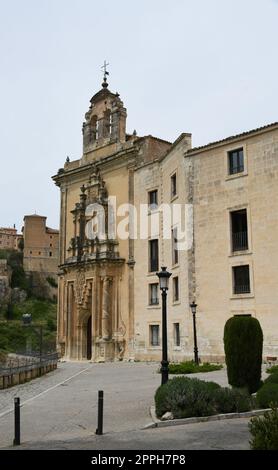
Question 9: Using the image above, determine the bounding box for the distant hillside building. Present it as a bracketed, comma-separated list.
[0, 226, 21, 251]
[23, 215, 59, 298]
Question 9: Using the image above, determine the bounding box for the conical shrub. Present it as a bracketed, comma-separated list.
[224, 315, 263, 394]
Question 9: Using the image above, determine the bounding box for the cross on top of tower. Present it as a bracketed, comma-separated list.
[101, 60, 109, 88]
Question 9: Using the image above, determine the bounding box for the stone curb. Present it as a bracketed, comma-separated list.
[142, 406, 271, 429]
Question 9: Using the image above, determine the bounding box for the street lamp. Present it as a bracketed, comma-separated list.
[190, 301, 199, 365]
[156, 266, 172, 385]
[22, 314, 43, 364]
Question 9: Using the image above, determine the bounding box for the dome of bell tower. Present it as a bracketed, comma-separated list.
[82, 64, 127, 154]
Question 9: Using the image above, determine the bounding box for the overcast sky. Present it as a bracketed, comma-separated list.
[0, 0, 277, 231]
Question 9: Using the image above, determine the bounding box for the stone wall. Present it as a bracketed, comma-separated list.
[0, 354, 58, 389]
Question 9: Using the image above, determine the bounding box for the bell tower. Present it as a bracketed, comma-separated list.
[82, 63, 127, 154]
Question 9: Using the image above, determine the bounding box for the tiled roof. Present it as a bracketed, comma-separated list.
[24, 214, 46, 219]
[136, 135, 172, 146]
[186, 122, 278, 154]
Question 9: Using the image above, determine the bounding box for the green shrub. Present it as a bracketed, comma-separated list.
[168, 361, 223, 374]
[264, 373, 278, 385]
[0, 322, 28, 352]
[155, 381, 173, 418]
[0, 249, 13, 260]
[249, 407, 278, 450]
[256, 383, 278, 409]
[224, 316, 263, 394]
[155, 376, 219, 419]
[204, 381, 221, 392]
[213, 387, 252, 414]
[47, 317, 56, 332]
[266, 365, 278, 374]
[0, 350, 7, 363]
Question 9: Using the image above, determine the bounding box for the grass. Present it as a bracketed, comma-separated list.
[168, 361, 223, 375]
[266, 365, 278, 374]
[0, 298, 57, 354]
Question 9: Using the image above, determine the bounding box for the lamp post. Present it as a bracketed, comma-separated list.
[190, 301, 199, 365]
[156, 267, 172, 385]
[22, 314, 43, 364]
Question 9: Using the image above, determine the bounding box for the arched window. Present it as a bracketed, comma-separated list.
[90, 115, 99, 141]
[103, 109, 112, 138]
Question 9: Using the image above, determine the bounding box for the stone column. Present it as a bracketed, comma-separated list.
[57, 276, 64, 349]
[66, 283, 73, 358]
[76, 322, 82, 360]
[102, 277, 111, 340]
[59, 185, 68, 265]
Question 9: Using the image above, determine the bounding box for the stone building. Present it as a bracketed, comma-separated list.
[0, 226, 20, 251]
[185, 123, 278, 361]
[134, 123, 278, 362]
[23, 214, 59, 298]
[53, 76, 170, 360]
[53, 75, 278, 362]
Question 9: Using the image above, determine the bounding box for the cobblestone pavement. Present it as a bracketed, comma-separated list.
[0, 362, 261, 450]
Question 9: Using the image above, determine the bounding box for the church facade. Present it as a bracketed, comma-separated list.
[53, 76, 278, 362]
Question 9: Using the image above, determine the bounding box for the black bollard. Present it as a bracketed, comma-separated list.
[13, 397, 20, 446]
[95, 390, 104, 435]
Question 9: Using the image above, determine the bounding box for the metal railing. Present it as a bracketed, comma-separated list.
[0, 352, 58, 377]
[232, 231, 248, 252]
[234, 284, 251, 295]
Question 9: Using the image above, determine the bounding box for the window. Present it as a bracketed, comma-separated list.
[233, 265, 250, 294]
[148, 190, 158, 210]
[30, 251, 32, 254]
[50, 243, 52, 247]
[149, 239, 159, 272]
[228, 148, 244, 175]
[38, 251, 41, 255]
[103, 109, 112, 138]
[231, 209, 248, 252]
[91, 115, 99, 140]
[49, 252, 52, 257]
[150, 325, 160, 346]
[149, 283, 159, 305]
[173, 276, 179, 302]
[172, 227, 179, 265]
[171, 173, 177, 198]
[50, 236, 52, 239]
[174, 323, 180, 347]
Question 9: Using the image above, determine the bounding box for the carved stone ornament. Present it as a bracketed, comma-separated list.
[75, 269, 86, 304]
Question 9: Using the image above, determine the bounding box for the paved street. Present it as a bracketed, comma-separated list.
[9, 417, 251, 450]
[0, 361, 253, 450]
